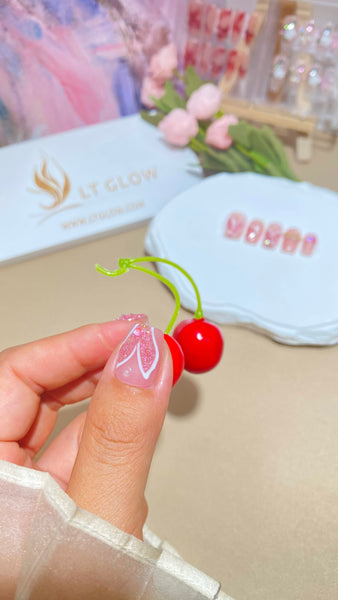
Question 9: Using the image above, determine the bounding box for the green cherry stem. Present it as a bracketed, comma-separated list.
[128, 257, 203, 320]
[129, 264, 180, 334]
[95, 256, 204, 335]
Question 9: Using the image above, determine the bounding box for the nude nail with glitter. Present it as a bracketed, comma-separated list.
[115, 323, 164, 389]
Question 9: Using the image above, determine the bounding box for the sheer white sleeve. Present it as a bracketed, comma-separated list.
[0, 460, 233, 600]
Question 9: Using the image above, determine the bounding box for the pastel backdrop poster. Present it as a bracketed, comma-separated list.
[0, 0, 187, 147]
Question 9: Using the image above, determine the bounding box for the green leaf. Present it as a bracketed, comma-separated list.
[199, 152, 233, 173]
[228, 121, 253, 149]
[151, 96, 171, 113]
[227, 147, 254, 172]
[140, 110, 165, 127]
[260, 126, 299, 180]
[161, 80, 186, 110]
[207, 147, 242, 172]
[185, 66, 205, 97]
[248, 129, 275, 162]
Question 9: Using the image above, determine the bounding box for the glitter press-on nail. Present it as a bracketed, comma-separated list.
[115, 323, 163, 388]
[262, 223, 283, 249]
[225, 212, 246, 239]
[301, 233, 317, 256]
[245, 219, 264, 244]
[282, 228, 302, 253]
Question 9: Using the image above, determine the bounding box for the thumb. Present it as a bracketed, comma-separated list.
[67, 320, 172, 539]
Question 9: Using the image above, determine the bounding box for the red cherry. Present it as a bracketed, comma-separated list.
[164, 333, 185, 386]
[173, 318, 223, 373]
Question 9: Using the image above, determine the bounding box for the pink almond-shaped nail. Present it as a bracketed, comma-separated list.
[184, 38, 199, 67]
[200, 42, 213, 75]
[262, 223, 283, 249]
[115, 323, 163, 389]
[205, 4, 219, 37]
[217, 8, 232, 40]
[301, 233, 317, 256]
[188, 0, 204, 34]
[239, 48, 250, 78]
[225, 212, 246, 239]
[211, 47, 227, 78]
[232, 10, 246, 44]
[245, 219, 264, 244]
[282, 228, 302, 253]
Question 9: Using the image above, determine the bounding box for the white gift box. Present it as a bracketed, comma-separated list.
[0, 115, 199, 265]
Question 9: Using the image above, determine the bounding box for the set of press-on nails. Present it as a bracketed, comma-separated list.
[225, 212, 317, 256]
[185, 0, 262, 81]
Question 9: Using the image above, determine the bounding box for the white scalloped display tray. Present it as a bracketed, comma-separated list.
[145, 173, 338, 345]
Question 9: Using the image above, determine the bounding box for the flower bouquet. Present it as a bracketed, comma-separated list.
[140, 44, 299, 181]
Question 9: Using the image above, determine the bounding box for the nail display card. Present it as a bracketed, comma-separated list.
[145, 172, 338, 345]
[0, 114, 199, 265]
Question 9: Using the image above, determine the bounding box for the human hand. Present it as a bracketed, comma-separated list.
[0, 317, 172, 539]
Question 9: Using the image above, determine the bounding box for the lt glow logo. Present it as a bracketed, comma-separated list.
[28, 156, 159, 225]
[32, 158, 70, 209]
[29, 157, 81, 223]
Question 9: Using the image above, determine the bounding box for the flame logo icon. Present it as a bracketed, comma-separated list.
[30, 158, 71, 210]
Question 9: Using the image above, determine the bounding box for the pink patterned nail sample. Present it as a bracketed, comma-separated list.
[217, 8, 232, 40]
[239, 49, 250, 79]
[282, 228, 302, 253]
[245, 13, 260, 46]
[225, 49, 239, 80]
[200, 42, 213, 75]
[115, 323, 163, 389]
[185, 39, 199, 67]
[262, 223, 283, 249]
[245, 219, 264, 244]
[301, 233, 317, 256]
[211, 47, 227, 78]
[188, 0, 204, 35]
[225, 212, 247, 239]
[205, 4, 219, 38]
[232, 11, 246, 44]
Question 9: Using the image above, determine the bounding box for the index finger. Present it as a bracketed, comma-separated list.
[0, 320, 135, 440]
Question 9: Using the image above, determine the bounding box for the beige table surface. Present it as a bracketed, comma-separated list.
[1, 142, 338, 600]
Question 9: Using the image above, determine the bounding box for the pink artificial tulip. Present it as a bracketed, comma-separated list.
[149, 43, 178, 83]
[206, 114, 238, 149]
[140, 76, 165, 108]
[187, 83, 222, 120]
[159, 108, 199, 147]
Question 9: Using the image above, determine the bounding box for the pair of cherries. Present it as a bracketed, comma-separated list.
[96, 256, 224, 386]
[164, 319, 223, 385]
